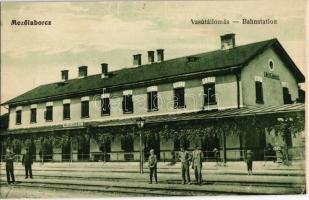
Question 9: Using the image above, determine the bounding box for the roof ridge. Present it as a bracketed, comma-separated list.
[25, 38, 278, 88]
[174, 37, 277, 60]
[4, 37, 282, 105]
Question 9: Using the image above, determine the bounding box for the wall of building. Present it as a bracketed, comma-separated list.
[241, 48, 299, 106]
[9, 74, 240, 130]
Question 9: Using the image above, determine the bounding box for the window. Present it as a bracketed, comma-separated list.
[16, 110, 22, 124]
[30, 108, 37, 123]
[81, 101, 89, 118]
[174, 87, 185, 109]
[45, 106, 53, 121]
[204, 83, 216, 105]
[147, 91, 158, 111]
[122, 95, 133, 113]
[283, 87, 292, 104]
[255, 81, 264, 104]
[101, 98, 110, 115]
[63, 104, 70, 120]
[268, 59, 274, 71]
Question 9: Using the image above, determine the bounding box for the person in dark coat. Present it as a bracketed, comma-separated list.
[246, 150, 254, 175]
[148, 149, 158, 184]
[5, 148, 16, 184]
[22, 148, 33, 179]
[179, 146, 191, 184]
[192, 145, 203, 185]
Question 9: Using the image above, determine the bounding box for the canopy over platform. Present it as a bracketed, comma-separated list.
[2, 103, 304, 136]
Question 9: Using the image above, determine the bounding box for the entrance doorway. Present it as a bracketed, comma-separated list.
[77, 135, 90, 161]
[144, 133, 160, 160]
[41, 140, 53, 162]
[121, 134, 134, 161]
[98, 139, 111, 162]
[28, 140, 36, 161]
[201, 134, 219, 160]
[62, 139, 71, 161]
[245, 130, 266, 161]
[174, 135, 190, 151]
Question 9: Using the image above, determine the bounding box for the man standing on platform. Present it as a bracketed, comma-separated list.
[148, 149, 158, 184]
[246, 150, 254, 175]
[5, 148, 16, 184]
[213, 147, 220, 165]
[192, 144, 203, 185]
[179, 146, 191, 184]
[22, 148, 33, 179]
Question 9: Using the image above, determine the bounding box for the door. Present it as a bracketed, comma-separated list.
[77, 135, 90, 161]
[144, 133, 160, 160]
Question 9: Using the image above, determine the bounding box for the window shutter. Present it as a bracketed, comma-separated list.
[174, 88, 185, 109]
[122, 96, 126, 112]
[16, 111, 22, 124]
[86, 101, 89, 117]
[153, 92, 158, 110]
[81, 103, 83, 117]
[129, 95, 133, 113]
[123, 95, 133, 113]
[174, 89, 179, 108]
[204, 83, 216, 105]
[63, 104, 70, 119]
[30, 108, 36, 123]
[255, 81, 264, 104]
[63, 105, 66, 119]
[147, 92, 151, 111]
[101, 98, 110, 115]
[180, 88, 185, 107]
[288, 94, 292, 104]
[283, 87, 292, 104]
[81, 101, 89, 117]
[34, 109, 36, 122]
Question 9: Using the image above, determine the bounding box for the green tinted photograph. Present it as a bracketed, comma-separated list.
[0, 0, 306, 198]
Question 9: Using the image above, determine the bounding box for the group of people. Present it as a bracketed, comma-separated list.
[5, 146, 254, 185]
[147, 146, 255, 185]
[147, 145, 204, 185]
[5, 148, 33, 184]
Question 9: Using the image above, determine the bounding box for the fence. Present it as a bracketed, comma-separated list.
[0, 147, 304, 163]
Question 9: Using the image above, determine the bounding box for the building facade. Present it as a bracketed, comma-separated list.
[1, 34, 305, 162]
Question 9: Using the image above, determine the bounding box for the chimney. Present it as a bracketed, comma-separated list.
[148, 51, 155, 63]
[220, 33, 236, 50]
[133, 54, 142, 66]
[157, 49, 164, 62]
[78, 66, 88, 78]
[101, 63, 108, 78]
[61, 70, 68, 81]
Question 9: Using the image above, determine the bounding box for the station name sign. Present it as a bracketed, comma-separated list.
[264, 72, 280, 80]
[63, 122, 84, 128]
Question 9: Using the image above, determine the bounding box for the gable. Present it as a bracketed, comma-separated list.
[241, 45, 302, 106]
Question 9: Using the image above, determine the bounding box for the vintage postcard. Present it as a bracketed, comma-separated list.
[0, 0, 306, 198]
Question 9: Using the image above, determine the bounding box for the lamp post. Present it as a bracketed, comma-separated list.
[136, 117, 145, 174]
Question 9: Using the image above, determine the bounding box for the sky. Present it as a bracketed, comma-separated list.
[1, 0, 306, 114]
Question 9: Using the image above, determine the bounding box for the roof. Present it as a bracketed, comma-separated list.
[3, 103, 304, 135]
[4, 38, 305, 106]
[98, 103, 305, 127]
